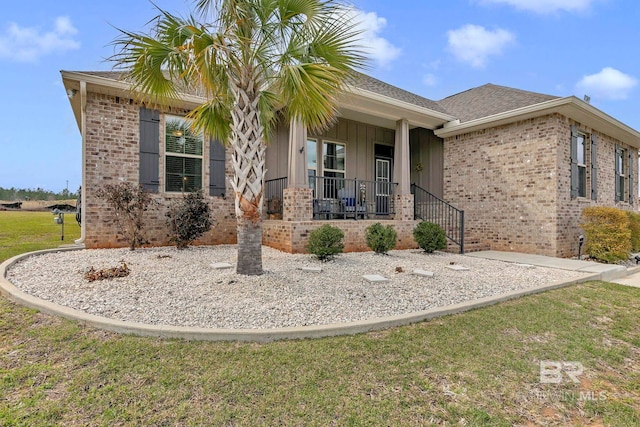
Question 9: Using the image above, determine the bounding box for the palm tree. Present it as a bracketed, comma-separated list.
[112, 0, 365, 275]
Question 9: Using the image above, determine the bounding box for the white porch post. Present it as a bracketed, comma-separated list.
[283, 117, 313, 221]
[287, 116, 308, 188]
[393, 118, 414, 221]
[393, 118, 410, 194]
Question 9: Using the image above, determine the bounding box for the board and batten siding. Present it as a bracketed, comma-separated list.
[265, 117, 405, 181]
[410, 127, 444, 198]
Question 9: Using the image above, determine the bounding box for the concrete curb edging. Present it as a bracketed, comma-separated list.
[0, 248, 613, 342]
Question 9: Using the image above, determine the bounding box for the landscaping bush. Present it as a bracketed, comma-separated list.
[580, 207, 630, 263]
[166, 190, 213, 249]
[628, 211, 640, 252]
[365, 222, 397, 254]
[307, 224, 344, 261]
[413, 221, 447, 253]
[96, 183, 152, 250]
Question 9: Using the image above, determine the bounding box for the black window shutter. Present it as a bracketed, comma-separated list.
[209, 137, 226, 197]
[570, 125, 579, 199]
[629, 150, 634, 204]
[590, 134, 597, 200]
[615, 145, 622, 202]
[139, 107, 160, 193]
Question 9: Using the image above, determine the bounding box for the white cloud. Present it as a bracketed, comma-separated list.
[0, 16, 80, 62]
[447, 24, 515, 68]
[576, 67, 638, 101]
[478, 0, 597, 14]
[350, 10, 401, 67]
[422, 73, 437, 87]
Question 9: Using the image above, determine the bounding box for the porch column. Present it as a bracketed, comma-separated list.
[393, 118, 414, 221]
[287, 116, 308, 188]
[393, 118, 410, 194]
[283, 116, 313, 221]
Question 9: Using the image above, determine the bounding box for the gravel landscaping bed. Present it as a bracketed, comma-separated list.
[6, 246, 589, 329]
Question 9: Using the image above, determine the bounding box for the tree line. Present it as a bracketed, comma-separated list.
[0, 186, 79, 201]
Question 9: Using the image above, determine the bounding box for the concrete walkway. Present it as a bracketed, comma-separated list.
[609, 271, 640, 288]
[467, 250, 634, 282]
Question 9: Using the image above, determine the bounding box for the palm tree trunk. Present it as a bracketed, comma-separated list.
[230, 77, 265, 275]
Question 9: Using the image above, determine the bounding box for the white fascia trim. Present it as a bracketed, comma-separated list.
[345, 85, 457, 123]
[435, 96, 640, 142]
[61, 71, 207, 108]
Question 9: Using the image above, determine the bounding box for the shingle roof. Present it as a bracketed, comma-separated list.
[437, 84, 559, 123]
[68, 71, 560, 123]
[351, 72, 450, 114]
[70, 70, 451, 115]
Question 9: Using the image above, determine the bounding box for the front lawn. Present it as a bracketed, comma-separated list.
[0, 212, 638, 425]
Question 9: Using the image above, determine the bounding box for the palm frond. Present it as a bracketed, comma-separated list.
[187, 99, 233, 144]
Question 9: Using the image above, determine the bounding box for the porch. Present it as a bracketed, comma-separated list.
[265, 176, 398, 220]
[260, 106, 463, 253]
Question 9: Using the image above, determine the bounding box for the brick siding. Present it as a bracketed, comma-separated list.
[83, 92, 236, 248]
[444, 113, 637, 257]
[263, 219, 419, 253]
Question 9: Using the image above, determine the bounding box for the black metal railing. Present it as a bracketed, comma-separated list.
[312, 176, 397, 220]
[264, 176, 398, 220]
[265, 176, 287, 218]
[411, 183, 464, 254]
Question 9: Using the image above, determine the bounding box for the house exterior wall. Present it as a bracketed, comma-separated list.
[83, 92, 420, 253]
[555, 117, 637, 257]
[83, 92, 236, 249]
[444, 113, 638, 257]
[410, 128, 444, 197]
[264, 120, 289, 181]
[264, 117, 395, 181]
[444, 115, 561, 255]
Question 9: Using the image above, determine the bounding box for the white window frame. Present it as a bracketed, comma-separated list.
[322, 140, 346, 179]
[615, 146, 626, 202]
[164, 115, 204, 193]
[576, 132, 587, 198]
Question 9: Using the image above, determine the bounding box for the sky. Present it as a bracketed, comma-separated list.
[0, 0, 639, 192]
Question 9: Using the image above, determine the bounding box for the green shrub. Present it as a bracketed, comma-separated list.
[365, 222, 397, 254]
[413, 221, 447, 253]
[166, 190, 213, 249]
[96, 182, 152, 250]
[307, 224, 344, 261]
[628, 211, 640, 252]
[580, 207, 631, 263]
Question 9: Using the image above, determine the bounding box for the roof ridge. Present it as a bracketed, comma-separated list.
[439, 83, 558, 102]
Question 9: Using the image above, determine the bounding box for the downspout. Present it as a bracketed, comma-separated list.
[74, 80, 87, 245]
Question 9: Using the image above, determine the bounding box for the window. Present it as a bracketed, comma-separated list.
[615, 145, 626, 202]
[323, 141, 345, 178]
[307, 138, 317, 194]
[323, 141, 345, 198]
[165, 116, 203, 192]
[576, 133, 587, 198]
[570, 126, 597, 200]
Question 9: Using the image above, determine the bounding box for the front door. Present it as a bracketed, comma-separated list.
[375, 158, 391, 214]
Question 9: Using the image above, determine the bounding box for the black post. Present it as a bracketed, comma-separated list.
[459, 210, 465, 254]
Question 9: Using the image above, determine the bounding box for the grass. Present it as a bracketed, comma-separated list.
[1, 212, 639, 425]
[0, 211, 80, 262]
